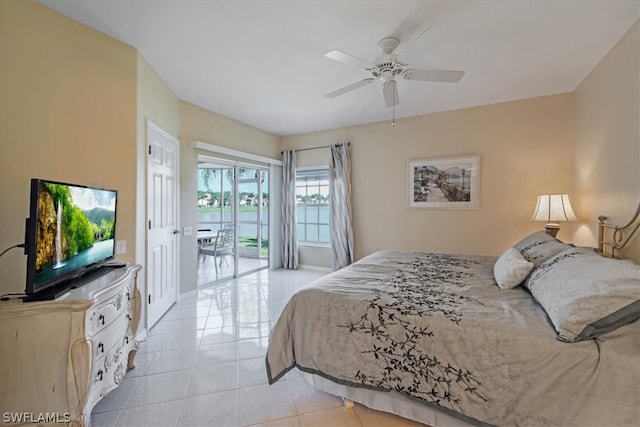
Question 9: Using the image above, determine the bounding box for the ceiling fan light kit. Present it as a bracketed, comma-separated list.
[324, 31, 466, 127]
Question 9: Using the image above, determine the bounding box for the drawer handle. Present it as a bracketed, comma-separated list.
[98, 314, 105, 325]
[98, 343, 104, 353]
[126, 314, 132, 321]
[126, 292, 131, 301]
[124, 336, 129, 344]
[97, 369, 104, 381]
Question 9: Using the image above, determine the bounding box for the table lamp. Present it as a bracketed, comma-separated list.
[532, 194, 577, 237]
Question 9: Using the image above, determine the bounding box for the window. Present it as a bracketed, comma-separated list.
[296, 168, 330, 244]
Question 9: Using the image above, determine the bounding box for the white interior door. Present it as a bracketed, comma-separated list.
[147, 122, 179, 328]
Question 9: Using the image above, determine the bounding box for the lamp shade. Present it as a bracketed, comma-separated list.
[532, 194, 577, 222]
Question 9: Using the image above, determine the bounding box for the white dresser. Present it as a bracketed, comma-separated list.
[0, 265, 141, 427]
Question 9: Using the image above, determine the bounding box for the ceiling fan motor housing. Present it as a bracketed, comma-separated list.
[372, 54, 406, 81]
[371, 37, 406, 82]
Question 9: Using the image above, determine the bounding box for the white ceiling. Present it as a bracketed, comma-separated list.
[37, 0, 639, 136]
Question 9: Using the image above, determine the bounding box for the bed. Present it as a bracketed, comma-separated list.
[265, 208, 640, 427]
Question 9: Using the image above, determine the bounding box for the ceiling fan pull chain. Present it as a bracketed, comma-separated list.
[392, 82, 396, 127]
[392, 103, 396, 126]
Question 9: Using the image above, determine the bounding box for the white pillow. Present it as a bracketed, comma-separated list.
[494, 247, 535, 289]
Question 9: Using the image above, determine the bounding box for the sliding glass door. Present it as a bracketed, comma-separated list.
[197, 161, 269, 286]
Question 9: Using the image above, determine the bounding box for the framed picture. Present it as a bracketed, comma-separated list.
[408, 155, 479, 209]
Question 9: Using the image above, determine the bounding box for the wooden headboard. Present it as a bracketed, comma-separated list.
[598, 201, 640, 259]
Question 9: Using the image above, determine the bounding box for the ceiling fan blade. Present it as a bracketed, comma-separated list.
[397, 25, 432, 56]
[404, 69, 465, 83]
[324, 50, 373, 69]
[325, 78, 375, 99]
[383, 80, 399, 108]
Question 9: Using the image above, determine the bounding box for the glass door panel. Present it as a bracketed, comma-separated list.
[237, 167, 269, 275]
[197, 166, 236, 285]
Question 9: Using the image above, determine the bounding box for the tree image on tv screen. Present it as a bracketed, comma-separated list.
[36, 183, 115, 273]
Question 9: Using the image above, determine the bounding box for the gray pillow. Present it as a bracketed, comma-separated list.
[513, 231, 573, 288]
[528, 247, 640, 342]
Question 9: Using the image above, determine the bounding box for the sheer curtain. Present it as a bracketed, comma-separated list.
[329, 142, 354, 270]
[281, 150, 298, 269]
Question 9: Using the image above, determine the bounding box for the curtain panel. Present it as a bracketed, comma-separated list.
[329, 143, 354, 270]
[281, 150, 298, 269]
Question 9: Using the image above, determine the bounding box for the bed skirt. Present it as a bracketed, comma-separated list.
[302, 372, 484, 427]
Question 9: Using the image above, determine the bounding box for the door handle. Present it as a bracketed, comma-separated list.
[173, 230, 180, 235]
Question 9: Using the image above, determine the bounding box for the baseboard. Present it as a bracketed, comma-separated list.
[136, 328, 148, 343]
[298, 264, 332, 273]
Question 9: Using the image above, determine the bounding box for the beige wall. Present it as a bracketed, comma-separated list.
[283, 94, 575, 267]
[572, 19, 640, 262]
[179, 101, 281, 293]
[137, 54, 181, 142]
[0, 1, 137, 294]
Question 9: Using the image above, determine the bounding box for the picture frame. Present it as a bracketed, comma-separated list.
[408, 155, 479, 209]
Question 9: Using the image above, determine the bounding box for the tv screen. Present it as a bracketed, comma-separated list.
[25, 179, 117, 298]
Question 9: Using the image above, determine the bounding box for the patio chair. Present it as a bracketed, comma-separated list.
[199, 226, 234, 276]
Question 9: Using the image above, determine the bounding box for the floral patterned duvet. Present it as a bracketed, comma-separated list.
[266, 251, 640, 427]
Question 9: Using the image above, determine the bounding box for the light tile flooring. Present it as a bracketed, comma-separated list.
[197, 253, 269, 286]
[91, 268, 426, 427]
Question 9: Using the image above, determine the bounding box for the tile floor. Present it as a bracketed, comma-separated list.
[197, 252, 268, 286]
[91, 268, 427, 427]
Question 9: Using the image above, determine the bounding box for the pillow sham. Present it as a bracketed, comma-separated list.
[513, 231, 573, 288]
[494, 247, 534, 289]
[528, 247, 640, 342]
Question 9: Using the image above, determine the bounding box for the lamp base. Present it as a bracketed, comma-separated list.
[544, 223, 560, 238]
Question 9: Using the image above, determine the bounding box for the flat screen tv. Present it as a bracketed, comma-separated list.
[24, 179, 117, 301]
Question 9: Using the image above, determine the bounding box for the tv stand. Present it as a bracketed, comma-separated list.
[0, 265, 141, 427]
[23, 266, 119, 302]
[22, 282, 72, 302]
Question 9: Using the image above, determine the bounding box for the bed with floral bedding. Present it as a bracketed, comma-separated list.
[266, 223, 640, 427]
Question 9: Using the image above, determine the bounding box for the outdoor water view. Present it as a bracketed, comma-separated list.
[197, 168, 269, 255]
[295, 194, 330, 243]
[197, 167, 330, 250]
[296, 170, 330, 243]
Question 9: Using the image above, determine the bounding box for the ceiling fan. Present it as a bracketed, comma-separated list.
[324, 35, 465, 108]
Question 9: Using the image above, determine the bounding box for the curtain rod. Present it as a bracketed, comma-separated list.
[282, 141, 349, 154]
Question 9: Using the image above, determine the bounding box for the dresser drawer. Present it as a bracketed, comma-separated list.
[88, 281, 134, 335]
[90, 339, 127, 409]
[92, 303, 131, 362]
[93, 338, 123, 381]
[91, 304, 134, 401]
